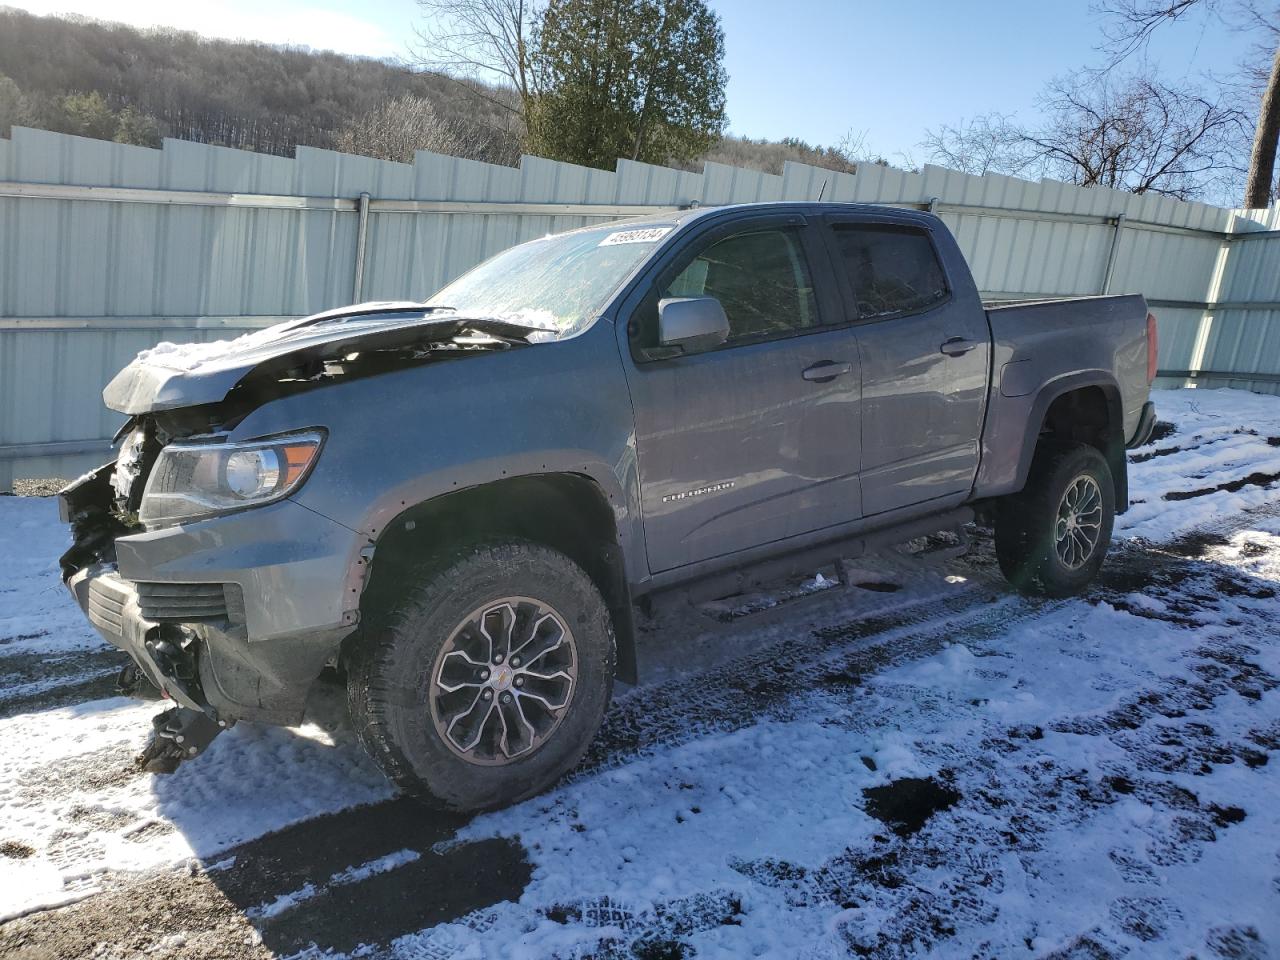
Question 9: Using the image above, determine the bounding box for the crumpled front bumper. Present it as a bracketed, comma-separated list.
[62, 497, 367, 725]
[68, 562, 207, 711]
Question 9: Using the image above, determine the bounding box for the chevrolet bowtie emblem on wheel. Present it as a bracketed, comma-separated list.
[662, 481, 736, 503]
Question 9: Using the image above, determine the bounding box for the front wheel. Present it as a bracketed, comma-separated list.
[995, 443, 1115, 597]
[347, 541, 615, 811]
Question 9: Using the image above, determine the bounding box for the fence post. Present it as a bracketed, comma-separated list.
[1101, 213, 1126, 294]
[352, 191, 371, 303]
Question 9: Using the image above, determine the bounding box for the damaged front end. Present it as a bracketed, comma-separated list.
[60, 414, 241, 771]
[60, 306, 547, 772]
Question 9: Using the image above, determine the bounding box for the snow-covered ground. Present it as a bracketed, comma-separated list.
[2, 387, 1279, 959]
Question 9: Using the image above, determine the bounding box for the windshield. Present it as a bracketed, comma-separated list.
[425, 223, 675, 339]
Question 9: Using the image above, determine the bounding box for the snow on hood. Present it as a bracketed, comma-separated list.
[130, 301, 431, 374]
[101, 302, 548, 415]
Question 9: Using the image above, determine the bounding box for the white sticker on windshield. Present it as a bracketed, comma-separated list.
[598, 227, 673, 246]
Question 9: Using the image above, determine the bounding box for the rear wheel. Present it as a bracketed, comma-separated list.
[995, 443, 1115, 597]
[347, 541, 615, 811]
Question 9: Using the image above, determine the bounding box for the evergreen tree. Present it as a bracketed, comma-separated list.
[113, 105, 163, 148]
[528, 0, 727, 168]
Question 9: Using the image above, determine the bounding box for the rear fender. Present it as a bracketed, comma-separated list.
[980, 373, 1128, 511]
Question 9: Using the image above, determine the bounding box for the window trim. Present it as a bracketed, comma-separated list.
[821, 215, 955, 326]
[627, 215, 840, 363]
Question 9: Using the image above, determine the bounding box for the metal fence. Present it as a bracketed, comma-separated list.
[1155, 205, 1280, 393]
[1, 125, 1276, 487]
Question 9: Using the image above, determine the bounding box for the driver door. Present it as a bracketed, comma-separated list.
[618, 214, 864, 574]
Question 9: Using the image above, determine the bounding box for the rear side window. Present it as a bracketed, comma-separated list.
[832, 224, 948, 320]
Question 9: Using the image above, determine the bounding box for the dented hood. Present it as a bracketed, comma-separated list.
[103, 303, 547, 414]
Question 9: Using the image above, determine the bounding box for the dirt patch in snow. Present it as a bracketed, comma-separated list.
[1164, 470, 1280, 501]
[861, 777, 961, 837]
[0, 840, 34, 859]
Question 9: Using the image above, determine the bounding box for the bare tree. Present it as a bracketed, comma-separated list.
[1024, 71, 1243, 198]
[1093, 0, 1280, 206]
[413, 0, 540, 118]
[334, 94, 520, 166]
[921, 114, 1034, 176]
[921, 71, 1242, 201]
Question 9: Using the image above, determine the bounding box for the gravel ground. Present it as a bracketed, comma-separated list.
[9, 478, 67, 498]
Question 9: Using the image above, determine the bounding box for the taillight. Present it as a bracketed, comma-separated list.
[1146, 312, 1159, 383]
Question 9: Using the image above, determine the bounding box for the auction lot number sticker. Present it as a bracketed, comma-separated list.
[598, 227, 673, 246]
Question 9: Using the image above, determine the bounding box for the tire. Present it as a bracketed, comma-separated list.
[994, 442, 1115, 597]
[347, 541, 615, 812]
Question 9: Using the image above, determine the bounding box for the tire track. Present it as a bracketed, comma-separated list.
[0, 648, 129, 720]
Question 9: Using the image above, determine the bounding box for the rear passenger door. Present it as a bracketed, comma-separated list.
[824, 216, 990, 516]
[620, 214, 864, 574]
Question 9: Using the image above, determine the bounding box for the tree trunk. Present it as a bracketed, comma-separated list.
[1244, 41, 1280, 209]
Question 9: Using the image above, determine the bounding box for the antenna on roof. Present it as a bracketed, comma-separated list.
[817, 178, 829, 202]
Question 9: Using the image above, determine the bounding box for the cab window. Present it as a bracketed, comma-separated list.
[832, 223, 948, 319]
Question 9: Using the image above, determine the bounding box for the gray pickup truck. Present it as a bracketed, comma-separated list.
[60, 201, 1158, 811]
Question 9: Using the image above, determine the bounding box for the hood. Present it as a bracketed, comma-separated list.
[103, 303, 550, 415]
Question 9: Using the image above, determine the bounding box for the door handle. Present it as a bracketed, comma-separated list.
[801, 360, 853, 383]
[939, 337, 979, 357]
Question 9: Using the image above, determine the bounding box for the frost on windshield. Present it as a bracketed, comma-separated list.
[425, 223, 673, 339]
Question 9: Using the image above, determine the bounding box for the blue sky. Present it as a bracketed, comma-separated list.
[13, 0, 1255, 163]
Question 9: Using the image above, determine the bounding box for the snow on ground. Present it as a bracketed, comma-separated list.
[1121, 387, 1280, 540]
[1, 387, 1279, 958]
[0, 496, 101, 656]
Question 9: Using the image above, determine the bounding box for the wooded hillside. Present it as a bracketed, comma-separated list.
[0, 7, 859, 175]
[0, 7, 515, 157]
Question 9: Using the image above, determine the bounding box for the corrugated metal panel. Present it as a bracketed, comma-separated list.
[1168, 206, 1280, 396]
[0, 126, 1275, 487]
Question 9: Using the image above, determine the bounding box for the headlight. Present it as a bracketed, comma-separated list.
[139, 430, 325, 527]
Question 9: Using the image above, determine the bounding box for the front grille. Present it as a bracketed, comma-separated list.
[136, 582, 229, 621]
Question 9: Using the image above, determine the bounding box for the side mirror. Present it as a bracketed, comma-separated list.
[657, 297, 730, 353]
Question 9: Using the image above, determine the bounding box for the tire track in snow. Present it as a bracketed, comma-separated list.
[0, 647, 129, 720]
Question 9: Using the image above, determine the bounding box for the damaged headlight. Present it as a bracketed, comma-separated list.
[138, 430, 325, 527]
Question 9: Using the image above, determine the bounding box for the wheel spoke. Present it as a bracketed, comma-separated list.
[510, 612, 566, 666]
[517, 670, 574, 711]
[436, 649, 488, 693]
[478, 602, 517, 663]
[1071, 528, 1090, 560]
[445, 689, 495, 753]
[497, 697, 537, 758]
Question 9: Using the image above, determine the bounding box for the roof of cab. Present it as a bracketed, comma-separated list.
[612, 200, 936, 230]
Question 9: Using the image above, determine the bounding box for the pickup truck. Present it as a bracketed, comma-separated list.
[59, 201, 1159, 811]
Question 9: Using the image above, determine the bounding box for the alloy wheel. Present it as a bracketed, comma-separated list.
[1054, 475, 1104, 570]
[428, 597, 578, 766]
